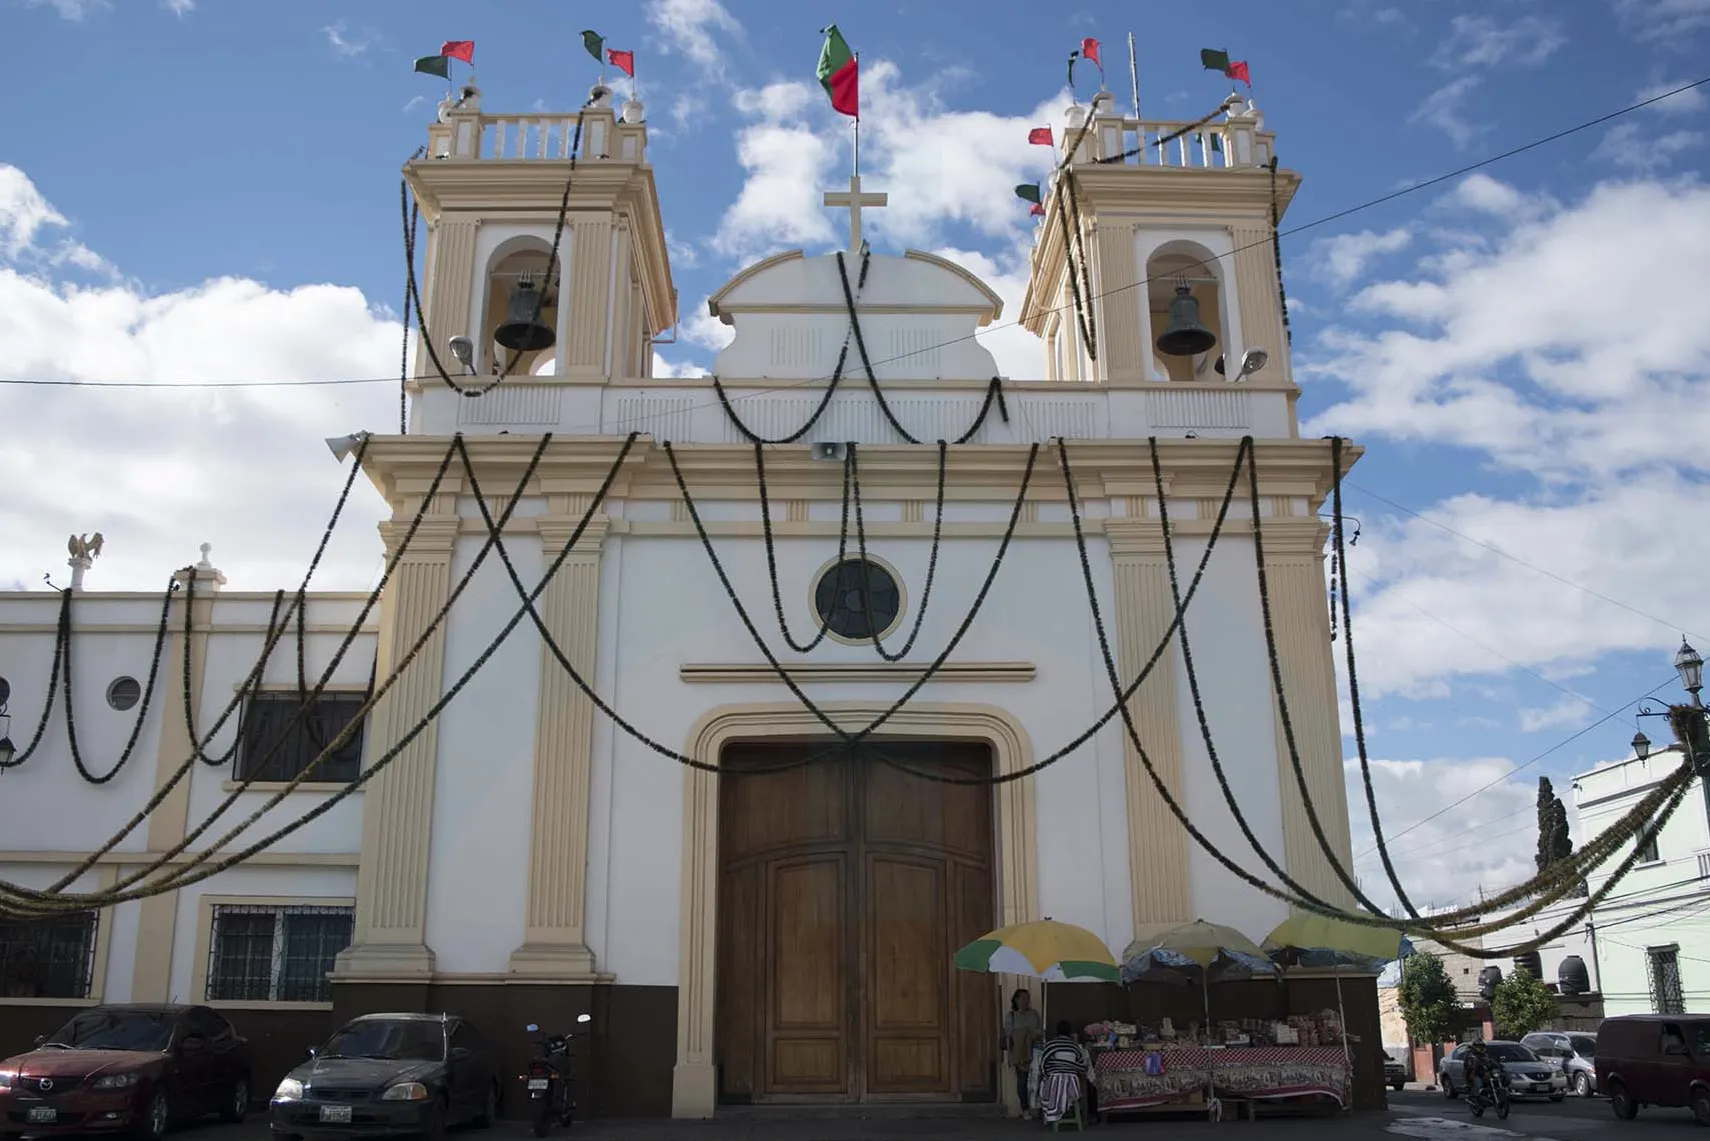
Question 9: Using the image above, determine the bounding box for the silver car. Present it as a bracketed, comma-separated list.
[1521, 1031, 1598, 1097]
[1439, 1040, 1568, 1101]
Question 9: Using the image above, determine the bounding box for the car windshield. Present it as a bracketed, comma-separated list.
[45, 1010, 175, 1052]
[1489, 1044, 1537, 1063]
[1570, 1035, 1596, 1056]
[320, 1019, 445, 1062]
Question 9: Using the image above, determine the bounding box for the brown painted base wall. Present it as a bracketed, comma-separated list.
[0, 985, 676, 1120]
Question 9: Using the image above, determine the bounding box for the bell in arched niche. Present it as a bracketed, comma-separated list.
[494, 275, 556, 354]
[1155, 283, 1217, 358]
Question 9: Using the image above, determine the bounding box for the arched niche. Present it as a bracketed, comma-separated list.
[479, 235, 562, 377]
[1145, 240, 1227, 383]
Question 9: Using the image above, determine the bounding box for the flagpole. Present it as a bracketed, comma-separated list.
[852, 51, 861, 179]
[1127, 32, 1140, 120]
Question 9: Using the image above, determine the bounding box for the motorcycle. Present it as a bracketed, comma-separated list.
[521, 1013, 592, 1136]
[1466, 1064, 1511, 1120]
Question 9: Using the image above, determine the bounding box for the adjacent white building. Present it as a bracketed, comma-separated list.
[0, 84, 1370, 1116]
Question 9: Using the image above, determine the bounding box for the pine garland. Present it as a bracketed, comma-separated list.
[846, 440, 947, 661]
[61, 576, 175, 785]
[0, 590, 70, 770]
[755, 441, 853, 654]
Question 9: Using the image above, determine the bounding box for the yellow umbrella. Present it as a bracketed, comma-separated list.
[955, 919, 1119, 982]
[1263, 912, 1404, 966]
[1125, 918, 1269, 969]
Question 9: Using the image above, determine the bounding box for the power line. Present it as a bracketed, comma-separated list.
[1347, 481, 1708, 646]
[2, 77, 1705, 396]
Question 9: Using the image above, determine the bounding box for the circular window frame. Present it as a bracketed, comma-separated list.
[106, 676, 142, 712]
[808, 553, 908, 646]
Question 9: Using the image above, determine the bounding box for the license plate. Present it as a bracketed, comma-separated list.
[527, 1079, 549, 1091]
[27, 1107, 58, 1124]
[319, 1105, 353, 1123]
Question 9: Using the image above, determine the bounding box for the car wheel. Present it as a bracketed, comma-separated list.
[474, 1083, 498, 1128]
[1391, 1081, 1406, 1091]
[1692, 1086, 1710, 1126]
[1574, 1071, 1592, 1098]
[220, 1077, 250, 1124]
[137, 1088, 170, 1141]
[1608, 1080, 1639, 1120]
[1441, 1074, 1454, 1099]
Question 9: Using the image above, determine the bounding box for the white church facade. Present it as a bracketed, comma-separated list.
[0, 83, 1373, 1117]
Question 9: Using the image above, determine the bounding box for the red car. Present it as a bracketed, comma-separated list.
[0, 1004, 251, 1141]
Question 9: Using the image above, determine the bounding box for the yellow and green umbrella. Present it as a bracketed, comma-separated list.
[954, 918, 1120, 982]
[1262, 912, 1405, 972]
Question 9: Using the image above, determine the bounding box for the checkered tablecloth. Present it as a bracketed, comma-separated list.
[1094, 1046, 1350, 1111]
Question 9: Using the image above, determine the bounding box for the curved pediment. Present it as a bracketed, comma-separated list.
[706, 250, 1005, 380]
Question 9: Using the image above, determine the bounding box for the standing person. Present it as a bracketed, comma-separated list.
[1002, 989, 1042, 1116]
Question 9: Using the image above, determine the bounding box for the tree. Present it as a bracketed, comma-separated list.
[1492, 969, 1558, 1039]
[1398, 952, 1459, 1045]
[1536, 777, 1587, 897]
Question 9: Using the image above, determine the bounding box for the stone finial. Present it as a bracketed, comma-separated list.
[1064, 103, 1087, 130]
[620, 97, 644, 124]
[197, 542, 213, 570]
[1089, 90, 1117, 117]
[588, 84, 614, 109]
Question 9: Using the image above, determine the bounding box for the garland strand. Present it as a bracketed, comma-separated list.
[847, 440, 947, 661]
[831, 250, 1011, 444]
[61, 578, 176, 785]
[0, 432, 580, 915]
[0, 591, 70, 770]
[400, 146, 423, 433]
[1268, 157, 1293, 348]
[195, 591, 289, 768]
[755, 442, 853, 654]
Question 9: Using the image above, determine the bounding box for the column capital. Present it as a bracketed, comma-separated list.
[379, 516, 462, 559]
[1103, 518, 1170, 557]
[536, 513, 610, 550]
[1258, 517, 1329, 558]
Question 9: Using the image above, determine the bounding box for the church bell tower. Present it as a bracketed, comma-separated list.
[1020, 91, 1297, 395]
[405, 82, 678, 411]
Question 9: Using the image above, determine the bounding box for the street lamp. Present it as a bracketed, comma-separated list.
[1636, 639, 1710, 827]
[1632, 730, 1652, 760]
[1676, 639, 1703, 707]
[0, 676, 14, 768]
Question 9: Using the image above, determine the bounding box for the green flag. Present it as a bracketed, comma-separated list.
[817, 25, 859, 117]
[581, 29, 606, 64]
[414, 54, 451, 79]
[1014, 183, 1042, 205]
[1200, 47, 1231, 73]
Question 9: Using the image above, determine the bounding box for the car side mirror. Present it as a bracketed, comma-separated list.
[32, 1035, 45, 1047]
[576, 1014, 591, 1025]
[305, 1046, 318, 1060]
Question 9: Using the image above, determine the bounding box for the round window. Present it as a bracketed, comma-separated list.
[106, 676, 142, 712]
[813, 558, 902, 641]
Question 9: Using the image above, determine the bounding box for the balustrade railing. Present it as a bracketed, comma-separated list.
[1071, 114, 1276, 171]
[425, 96, 644, 163]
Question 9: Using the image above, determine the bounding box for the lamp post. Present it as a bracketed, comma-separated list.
[1635, 639, 1710, 827]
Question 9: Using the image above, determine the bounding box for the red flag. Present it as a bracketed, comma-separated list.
[1227, 59, 1251, 85]
[1029, 203, 1045, 217]
[1080, 38, 1101, 66]
[440, 40, 474, 64]
[607, 49, 635, 77]
[1028, 126, 1054, 145]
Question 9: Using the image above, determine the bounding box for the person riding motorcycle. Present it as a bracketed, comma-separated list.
[1464, 1041, 1499, 1099]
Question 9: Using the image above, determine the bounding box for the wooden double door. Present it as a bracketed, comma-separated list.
[715, 740, 998, 1104]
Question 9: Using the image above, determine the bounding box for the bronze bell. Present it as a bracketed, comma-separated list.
[1155, 284, 1216, 358]
[494, 276, 555, 353]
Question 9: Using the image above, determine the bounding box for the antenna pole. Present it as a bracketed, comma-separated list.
[1127, 32, 1141, 119]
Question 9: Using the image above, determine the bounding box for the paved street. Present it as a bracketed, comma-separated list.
[140, 1089, 1704, 1141]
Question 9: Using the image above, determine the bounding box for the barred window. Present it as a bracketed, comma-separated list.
[1648, 946, 1686, 1016]
[237, 692, 367, 784]
[1637, 823, 1661, 864]
[0, 912, 97, 999]
[207, 904, 353, 1004]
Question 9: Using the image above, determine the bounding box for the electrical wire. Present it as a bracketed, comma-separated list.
[3, 77, 1702, 396]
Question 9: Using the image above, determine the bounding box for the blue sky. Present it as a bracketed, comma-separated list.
[5, 0, 1710, 907]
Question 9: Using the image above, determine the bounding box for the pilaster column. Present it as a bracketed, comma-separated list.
[1094, 223, 1146, 384]
[1260, 518, 1357, 911]
[333, 516, 461, 981]
[509, 506, 609, 979]
[1104, 519, 1194, 928]
[132, 552, 225, 1002]
[417, 219, 479, 378]
[561, 218, 613, 380]
[1230, 223, 1289, 384]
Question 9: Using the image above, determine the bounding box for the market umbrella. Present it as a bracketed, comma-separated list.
[955, 918, 1121, 982]
[1263, 912, 1408, 1094]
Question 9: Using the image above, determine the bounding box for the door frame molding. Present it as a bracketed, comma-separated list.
[670, 701, 1040, 1119]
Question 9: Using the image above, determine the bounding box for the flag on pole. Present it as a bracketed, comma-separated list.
[441, 40, 475, 64]
[1028, 126, 1054, 145]
[607, 49, 636, 77]
[581, 29, 607, 65]
[1016, 183, 1044, 213]
[1080, 38, 1102, 68]
[818, 25, 859, 117]
[1227, 59, 1251, 85]
[1200, 47, 1231, 73]
[413, 54, 451, 78]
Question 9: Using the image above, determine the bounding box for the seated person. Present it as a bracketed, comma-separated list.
[1036, 1020, 1094, 1125]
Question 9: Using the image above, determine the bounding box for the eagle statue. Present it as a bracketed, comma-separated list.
[67, 533, 105, 561]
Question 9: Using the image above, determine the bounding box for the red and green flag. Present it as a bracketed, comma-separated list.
[581, 31, 634, 77]
[1200, 47, 1250, 86]
[818, 25, 859, 118]
[1015, 183, 1044, 216]
[413, 40, 473, 79]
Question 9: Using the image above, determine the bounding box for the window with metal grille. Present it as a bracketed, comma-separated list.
[1648, 945, 1686, 1015]
[1637, 823, 1661, 864]
[237, 692, 367, 783]
[207, 904, 353, 1003]
[0, 912, 97, 999]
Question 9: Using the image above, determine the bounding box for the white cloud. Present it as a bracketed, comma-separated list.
[1593, 122, 1704, 171]
[323, 23, 372, 60]
[1638, 79, 1709, 115]
[1432, 14, 1565, 71]
[0, 166, 69, 257]
[0, 164, 397, 593]
[644, 0, 742, 72]
[1517, 695, 1596, 734]
[1409, 76, 1484, 148]
[651, 351, 704, 378]
[1616, 0, 1710, 42]
[1310, 228, 1412, 289]
[162, 0, 192, 14]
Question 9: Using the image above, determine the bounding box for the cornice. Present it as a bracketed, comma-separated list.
[680, 661, 1036, 685]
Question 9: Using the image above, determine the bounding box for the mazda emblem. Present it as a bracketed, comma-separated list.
[38, 1078, 53, 1092]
